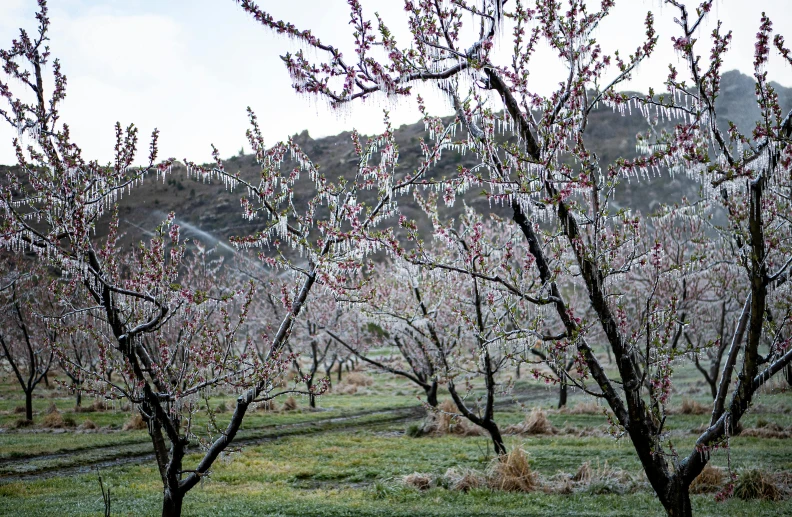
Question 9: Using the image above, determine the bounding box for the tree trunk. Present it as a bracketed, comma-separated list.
[25, 390, 33, 421]
[485, 422, 507, 456]
[75, 389, 82, 408]
[306, 378, 316, 408]
[785, 362, 792, 387]
[425, 381, 438, 407]
[708, 377, 718, 399]
[558, 377, 568, 408]
[662, 480, 693, 517]
[161, 488, 183, 517]
[515, 362, 521, 379]
[337, 361, 343, 382]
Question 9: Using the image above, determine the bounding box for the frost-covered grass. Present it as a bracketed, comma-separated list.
[2, 426, 791, 516]
[1, 364, 792, 516]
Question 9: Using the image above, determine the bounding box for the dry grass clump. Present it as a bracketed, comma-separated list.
[403, 472, 434, 490]
[78, 419, 98, 430]
[570, 460, 634, 494]
[257, 399, 280, 412]
[740, 427, 790, 439]
[505, 407, 557, 435]
[41, 410, 65, 428]
[335, 383, 359, 395]
[690, 464, 725, 494]
[122, 413, 147, 431]
[680, 398, 709, 415]
[734, 469, 782, 501]
[9, 418, 33, 429]
[13, 405, 26, 414]
[741, 420, 790, 439]
[344, 372, 374, 387]
[487, 447, 538, 492]
[282, 396, 298, 411]
[544, 472, 574, 494]
[561, 425, 608, 438]
[419, 400, 484, 437]
[74, 399, 108, 413]
[559, 401, 601, 415]
[443, 467, 487, 492]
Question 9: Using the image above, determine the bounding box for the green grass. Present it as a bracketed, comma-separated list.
[1, 364, 791, 516]
[2, 427, 790, 516]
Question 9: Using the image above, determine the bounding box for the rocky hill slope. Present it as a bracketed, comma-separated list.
[2, 71, 789, 254]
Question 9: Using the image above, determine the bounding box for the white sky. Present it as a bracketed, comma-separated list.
[0, 0, 790, 165]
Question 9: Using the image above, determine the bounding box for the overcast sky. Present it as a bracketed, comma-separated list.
[0, 0, 790, 166]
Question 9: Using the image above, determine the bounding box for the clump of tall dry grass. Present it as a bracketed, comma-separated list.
[740, 419, 791, 439]
[419, 400, 484, 437]
[690, 464, 725, 494]
[402, 447, 538, 493]
[559, 401, 601, 415]
[570, 460, 637, 494]
[282, 396, 298, 411]
[122, 413, 147, 431]
[345, 372, 374, 386]
[78, 419, 98, 431]
[335, 383, 359, 395]
[41, 409, 65, 428]
[443, 467, 487, 492]
[257, 399, 280, 412]
[403, 472, 434, 490]
[734, 469, 782, 501]
[504, 408, 557, 435]
[680, 398, 709, 415]
[487, 447, 538, 492]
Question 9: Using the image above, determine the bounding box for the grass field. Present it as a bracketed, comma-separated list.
[1, 362, 791, 516]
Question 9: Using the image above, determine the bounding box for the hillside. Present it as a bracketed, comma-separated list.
[2, 71, 789, 252]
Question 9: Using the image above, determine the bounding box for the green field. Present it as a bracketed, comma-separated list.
[1, 364, 790, 516]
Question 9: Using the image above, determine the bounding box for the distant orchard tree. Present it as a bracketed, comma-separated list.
[0, 257, 56, 421]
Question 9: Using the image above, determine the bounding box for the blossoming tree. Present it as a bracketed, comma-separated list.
[240, 1, 792, 515]
[0, 3, 433, 516]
